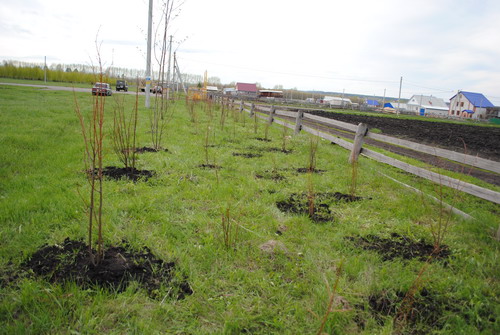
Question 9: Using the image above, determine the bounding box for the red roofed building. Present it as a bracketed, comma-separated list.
[235, 82, 258, 96]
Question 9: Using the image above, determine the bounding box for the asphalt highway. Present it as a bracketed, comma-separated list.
[0, 82, 142, 95]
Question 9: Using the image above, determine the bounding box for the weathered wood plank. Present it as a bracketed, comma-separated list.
[304, 113, 359, 132]
[366, 132, 500, 174]
[275, 110, 298, 118]
[349, 123, 368, 164]
[303, 112, 500, 173]
[362, 148, 500, 204]
[274, 118, 295, 130]
[294, 111, 304, 135]
[301, 125, 354, 151]
[379, 172, 474, 220]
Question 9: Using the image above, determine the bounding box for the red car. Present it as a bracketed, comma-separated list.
[92, 82, 112, 96]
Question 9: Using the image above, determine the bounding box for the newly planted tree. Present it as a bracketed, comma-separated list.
[221, 207, 239, 249]
[74, 46, 106, 265]
[308, 135, 319, 173]
[112, 83, 139, 170]
[150, 0, 178, 151]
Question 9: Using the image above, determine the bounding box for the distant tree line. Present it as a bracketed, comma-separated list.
[0, 60, 220, 86]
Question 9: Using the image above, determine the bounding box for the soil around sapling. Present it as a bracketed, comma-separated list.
[101, 166, 155, 182]
[296, 167, 326, 174]
[355, 288, 496, 334]
[255, 170, 287, 181]
[276, 192, 366, 223]
[265, 147, 293, 154]
[134, 146, 168, 153]
[232, 152, 263, 158]
[345, 233, 451, 261]
[198, 163, 222, 170]
[17, 238, 193, 299]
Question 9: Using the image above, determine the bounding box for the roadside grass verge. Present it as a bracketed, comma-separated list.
[0, 85, 498, 334]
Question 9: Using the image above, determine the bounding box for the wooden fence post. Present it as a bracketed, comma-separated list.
[294, 110, 304, 135]
[239, 100, 243, 113]
[349, 123, 368, 163]
[250, 103, 255, 116]
[268, 105, 276, 125]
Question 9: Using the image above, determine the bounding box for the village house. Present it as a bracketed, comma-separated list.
[323, 96, 352, 108]
[449, 91, 494, 119]
[235, 82, 258, 96]
[407, 95, 448, 117]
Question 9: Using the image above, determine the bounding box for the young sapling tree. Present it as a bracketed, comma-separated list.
[112, 82, 139, 170]
[74, 45, 106, 265]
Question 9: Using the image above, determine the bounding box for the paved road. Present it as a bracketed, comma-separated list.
[0, 82, 141, 95]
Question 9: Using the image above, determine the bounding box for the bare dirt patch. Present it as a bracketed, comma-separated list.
[346, 233, 451, 261]
[101, 166, 155, 182]
[17, 238, 192, 299]
[276, 192, 366, 223]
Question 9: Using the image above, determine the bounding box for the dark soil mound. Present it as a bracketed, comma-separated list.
[255, 170, 286, 181]
[276, 192, 363, 223]
[135, 146, 168, 153]
[356, 288, 496, 334]
[21, 238, 192, 299]
[296, 168, 326, 174]
[232, 152, 263, 158]
[263, 147, 293, 154]
[102, 166, 155, 182]
[198, 164, 222, 169]
[346, 233, 450, 261]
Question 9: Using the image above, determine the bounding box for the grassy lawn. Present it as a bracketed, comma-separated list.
[0, 85, 498, 334]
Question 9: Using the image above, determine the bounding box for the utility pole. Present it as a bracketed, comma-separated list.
[44, 56, 47, 83]
[342, 88, 345, 109]
[145, 0, 153, 108]
[174, 52, 187, 95]
[166, 35, 173, 100]
[382, 88, 386, 110]
[396, 76, 403, 115]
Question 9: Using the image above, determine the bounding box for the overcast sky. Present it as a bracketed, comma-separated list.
[1, 0, 499, 104]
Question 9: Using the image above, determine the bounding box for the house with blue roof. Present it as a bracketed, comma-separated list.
[365, 99, 379, 107]
[449, 91, 494, 119]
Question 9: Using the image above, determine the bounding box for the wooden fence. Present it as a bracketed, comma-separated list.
[218, 97, 500, 205]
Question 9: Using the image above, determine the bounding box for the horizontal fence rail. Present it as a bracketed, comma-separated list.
[233, 99, 500, 205]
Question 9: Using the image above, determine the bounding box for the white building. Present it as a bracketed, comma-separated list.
[448, 91, 494, 119]
[323, 96, 352, 107]
[407, 95, 449, 116]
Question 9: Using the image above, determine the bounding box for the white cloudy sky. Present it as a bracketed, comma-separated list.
[1, 0, 500, 104]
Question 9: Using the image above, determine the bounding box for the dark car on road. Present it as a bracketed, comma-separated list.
[116, 80, 128, 92]
[92, 82, 112, 96]
[140, 84, 163, 94]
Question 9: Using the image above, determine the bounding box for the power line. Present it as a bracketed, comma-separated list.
[178, 56, 398, 84]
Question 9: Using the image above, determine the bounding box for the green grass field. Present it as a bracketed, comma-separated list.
[0, 85, 498, 334]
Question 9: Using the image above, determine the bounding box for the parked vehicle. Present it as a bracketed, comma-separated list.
[140, 83, 163, 94]
[116, 80, 128, 92]
[92, 82, 112, 96]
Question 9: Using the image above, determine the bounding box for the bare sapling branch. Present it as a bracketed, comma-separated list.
[74, 37, 107, 265]
[308, 135, 319, 173]
[221, 207, 239, 249]
[112, 82, 139, 169]
[317, 261, 344, 335]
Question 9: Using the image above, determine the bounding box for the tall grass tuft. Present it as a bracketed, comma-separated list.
[221, 207, 239, 249]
